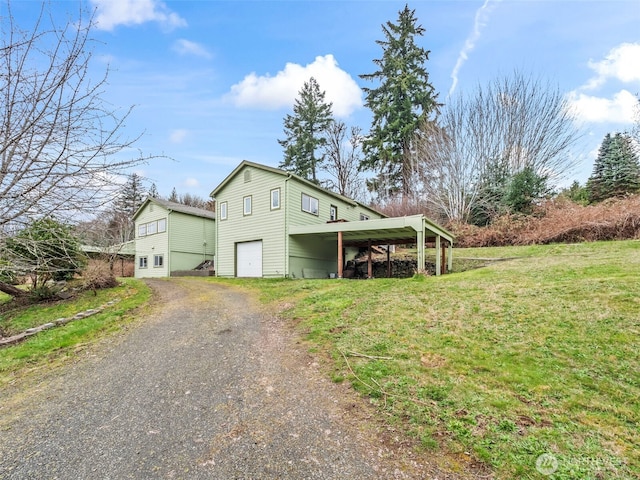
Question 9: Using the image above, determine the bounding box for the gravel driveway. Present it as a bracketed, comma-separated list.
[0, 278, 467, 479]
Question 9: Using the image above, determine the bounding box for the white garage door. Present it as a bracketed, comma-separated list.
[236, 240, 263, 277]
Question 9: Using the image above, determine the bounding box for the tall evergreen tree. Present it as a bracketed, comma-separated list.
[148, 183, 160, 198]
[278, 77, 333, 183]
[110, 173, 146, 243]
[168, 187, 179, 203]
[360, 4, 439, 200]
[587, 133, 640, 203]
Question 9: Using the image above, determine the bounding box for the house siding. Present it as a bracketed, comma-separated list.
[215, 166, 287, 277]
[168, 211, 215, 272]
[134, 205, 170, 278]
[285, 180, 383, 278]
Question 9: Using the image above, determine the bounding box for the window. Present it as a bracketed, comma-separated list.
[139, 256, 148, 268]
[302, 193, 319, 215]
[154, 255, 163, 268]
[157, 218, 166, 233]
[360, 213, 370, 221]
[138, 224, 147, 237]
[219, 202, 228, 220]
[330, 205, 338, 221]
[243, 195, 252, 215]
[271, 188, 280, 210]
[147, 221, 157, 235]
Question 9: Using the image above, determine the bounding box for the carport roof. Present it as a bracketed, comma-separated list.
[289, 214, 454, 246]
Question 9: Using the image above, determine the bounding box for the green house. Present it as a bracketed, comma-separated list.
[133, 197, 215, 278]
[211, 161, 454, 278]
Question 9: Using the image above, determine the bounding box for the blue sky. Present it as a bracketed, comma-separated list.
[9, 0, 640, 200]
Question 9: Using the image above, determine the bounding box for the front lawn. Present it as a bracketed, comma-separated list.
[217, 240, 640, 479]
[0, 279, 151, 388]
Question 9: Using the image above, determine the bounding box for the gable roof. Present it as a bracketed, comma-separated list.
[132, 196, 216, 221]
[210, 160, 385, 218]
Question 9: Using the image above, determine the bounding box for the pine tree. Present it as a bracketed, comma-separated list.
[587, 133, 640, 203]
[168, 187, 178, 203]
[148, 183, 160, 198]
[360, 4, 439, 200]
[278, 77, 334, 183]
[110, 173, 146, 243]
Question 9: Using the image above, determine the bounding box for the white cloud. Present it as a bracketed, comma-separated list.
[172, 39, 212, 59]
[583, 43, 640, 90]
[449, 0, 501, 97]
[91, 0, 187, 31]
[567, 89, 637, 124]
[169, 129, 188, 143]
[226, 54, 362, 117]
[183, 178, 200, 188]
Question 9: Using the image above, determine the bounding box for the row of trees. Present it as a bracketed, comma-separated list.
[278, 5, 639, 225]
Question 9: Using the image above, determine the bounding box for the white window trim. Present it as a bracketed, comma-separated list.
[302, 193, 319, 216]
[270, 188, 280, 210]
[139, 256, 148, 269]
[360, 213, 370, 221]
[153, 254, 163, 268]
[219, 202, 228, 220]
[157, 218, 167, 233]
[330, 205, 338, 221]
[138, 224, 147, 237]
[147, 221, 157, 235]
[243, 195, 252, 216]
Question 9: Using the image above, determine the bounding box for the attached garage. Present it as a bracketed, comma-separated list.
[236, 240, 263, 277]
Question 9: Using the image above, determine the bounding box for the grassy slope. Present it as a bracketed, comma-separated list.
[219, 240, 640, 479]
[0, 279, 151, 388]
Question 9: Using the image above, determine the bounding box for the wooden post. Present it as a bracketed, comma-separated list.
[367, 239, 373, 279]
[387, 246, 391, 278]
[441, 241, 446, 275]
[448, 241, 453, 273]
[337, 231, 344, 278]
[435, 235, 441, 276]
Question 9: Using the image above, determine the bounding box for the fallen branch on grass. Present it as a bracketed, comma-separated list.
[346, 351, 393, 360]
[338, 349, 436, 407]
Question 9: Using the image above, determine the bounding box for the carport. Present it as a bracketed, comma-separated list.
[289, 214, 454, 278]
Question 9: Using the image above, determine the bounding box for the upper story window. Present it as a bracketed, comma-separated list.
[138, 218, 167, 237]
[271, 188, 280, 210]
[330, 205, 338, 221]
[360, 213, 370, 221]
[302, 193, 319, 216]
[243, 195, 252, 215]
[219, 202, 228, 220]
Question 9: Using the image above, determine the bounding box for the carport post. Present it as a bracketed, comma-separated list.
[435, 235, 442, 276]
[416, 229, 425, 273]
[448, 241, 453, 272]
[337, 230, 344, 278]
[367, 239, 373, 279]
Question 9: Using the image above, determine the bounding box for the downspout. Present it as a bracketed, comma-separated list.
[284, 174, 291, 277]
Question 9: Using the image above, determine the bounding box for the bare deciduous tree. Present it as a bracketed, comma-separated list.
[0, 3, 150, 228]
[321, 121, 365, 201]
[414, 72, 583, 223]
[0, 3, 157, 297]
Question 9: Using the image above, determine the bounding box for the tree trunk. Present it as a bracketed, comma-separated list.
[0, 281, 27, 297]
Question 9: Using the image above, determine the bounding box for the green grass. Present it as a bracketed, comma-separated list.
[210, 240, 640, 479]
[0, 279, 151, 388]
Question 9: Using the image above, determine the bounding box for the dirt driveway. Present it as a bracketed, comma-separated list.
[0, 278, 466, 479]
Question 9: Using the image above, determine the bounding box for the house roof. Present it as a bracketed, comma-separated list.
[210, 160, 385, 218]
[132, 197, 216, 221]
